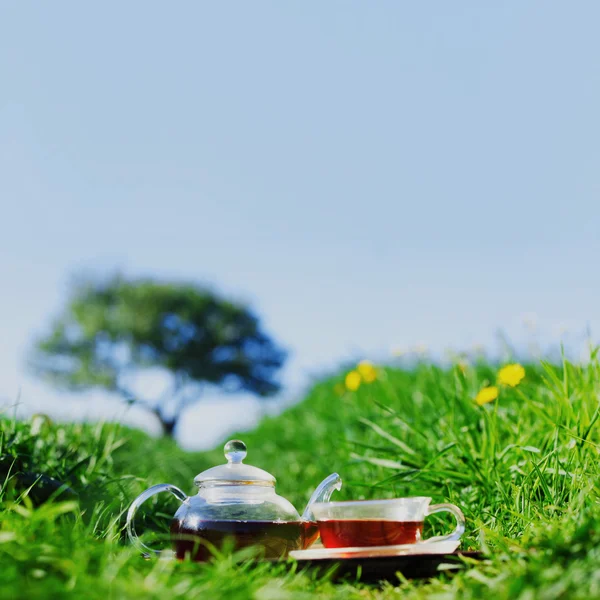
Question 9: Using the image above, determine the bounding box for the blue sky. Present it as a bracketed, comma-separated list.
[1, 2, 599, 448]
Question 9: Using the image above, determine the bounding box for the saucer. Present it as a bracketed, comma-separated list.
[289, 540, 459, 560]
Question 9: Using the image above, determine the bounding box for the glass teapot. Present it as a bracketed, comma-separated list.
[126, 440, 342, 561]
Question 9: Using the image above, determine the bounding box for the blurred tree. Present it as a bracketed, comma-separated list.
[30, 275, 287, 437]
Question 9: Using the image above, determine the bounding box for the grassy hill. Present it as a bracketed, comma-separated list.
[3, 356, 600, 599]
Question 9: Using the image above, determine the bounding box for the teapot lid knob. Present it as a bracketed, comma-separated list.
[194, 439, 275, 487]
[224, 439, 247, 464]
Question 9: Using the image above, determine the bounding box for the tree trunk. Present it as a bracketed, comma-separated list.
[116, 385, 181, 438]
[148, 405, 177, 438]
[159, 417, 177, 438]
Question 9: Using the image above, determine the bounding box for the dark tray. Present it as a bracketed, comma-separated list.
[290, 551, 484, 583]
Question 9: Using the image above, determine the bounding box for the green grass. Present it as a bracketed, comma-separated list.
[3, 353, 600, 598]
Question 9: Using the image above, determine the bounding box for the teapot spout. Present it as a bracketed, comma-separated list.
[302, 473, 342, 521]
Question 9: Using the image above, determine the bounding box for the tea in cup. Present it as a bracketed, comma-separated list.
[311, 497, 464, 548]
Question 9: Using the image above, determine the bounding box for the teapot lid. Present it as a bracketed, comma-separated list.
[194, 440, 276, 487]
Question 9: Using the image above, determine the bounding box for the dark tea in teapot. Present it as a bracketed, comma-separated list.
[170, 519, 320, 561]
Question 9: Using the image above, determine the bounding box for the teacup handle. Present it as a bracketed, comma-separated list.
[126, 483, 188, 558]
[423, 503, 465, 543]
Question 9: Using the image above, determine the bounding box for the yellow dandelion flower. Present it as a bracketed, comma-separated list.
[345, 370, 361, 391]
[475, 386, 499, 406]
[357, 360, 377, 383]
[497, 364, 525, 387]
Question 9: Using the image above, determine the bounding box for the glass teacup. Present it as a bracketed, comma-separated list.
[311, 497, 465, 548]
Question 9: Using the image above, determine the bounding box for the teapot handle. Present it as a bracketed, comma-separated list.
[126, 483, 188, 558]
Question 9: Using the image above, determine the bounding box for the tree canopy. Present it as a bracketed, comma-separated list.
[30, 275, 287, 436]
